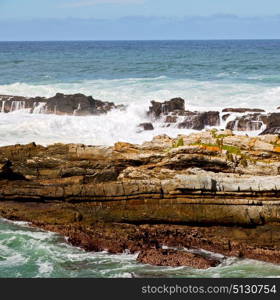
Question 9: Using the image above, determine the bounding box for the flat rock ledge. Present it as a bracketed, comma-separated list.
[137, 249, 221, 269]
[2, 131, 280, 266]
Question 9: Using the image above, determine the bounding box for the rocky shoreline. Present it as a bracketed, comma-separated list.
[1, 129, 280, 268]
[2, 93, 280, 134]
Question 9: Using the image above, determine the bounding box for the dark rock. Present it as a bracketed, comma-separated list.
[263, 113, 280, 128]
[260, 127, 280, 135]
[224, 112, 280, 132]
[0, 160, 26, 181]
[178, 111, 220, 130]
[222, 108, 265, 113]
[137, 249, 220, 269]
[148, 98, 185, 118]
[226, 113, 265, 131]
[258, 113, 280, 135]
[222, 113, 231, 121]
[138, 123, 154, 131]
[0, 93, 120, 116]
[42, 93, 116, 115]
[165, 115, 178, 123]
[147, 98, 221, 130]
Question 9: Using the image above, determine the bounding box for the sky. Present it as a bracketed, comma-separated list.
[1, 0, 280, 40]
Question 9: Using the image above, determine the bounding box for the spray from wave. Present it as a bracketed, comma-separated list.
[1, 77, 280, 110]
[0, 77, 279, 146]
[1, 218, 280, 278]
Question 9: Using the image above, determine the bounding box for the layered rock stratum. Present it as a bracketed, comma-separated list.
[1, 131, 280, 267]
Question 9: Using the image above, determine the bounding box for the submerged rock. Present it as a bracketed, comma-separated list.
[260, 113, 280, 135]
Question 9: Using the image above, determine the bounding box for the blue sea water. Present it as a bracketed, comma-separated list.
[1, 40, 280, 85]
[0, 40, 280, 146]
[1, 218, 280, 278]
[1, 40, 280, 278]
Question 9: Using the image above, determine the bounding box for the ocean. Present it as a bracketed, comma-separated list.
[0, 40, 280, 146]
[1, 218, 280, 278]
[1, 40, 280, 278]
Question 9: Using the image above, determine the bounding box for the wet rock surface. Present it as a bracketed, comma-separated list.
[136, 249, 221, 269]
[222, 108, 265, 113]
[178, 111, 220, 130]
[148, 98, 185, 118]
[225, 113, 265, 131]
[137, 122, 154, 131]
[145, 98, 280, 133]
[2, 93, 280, 134]
[0, 93, 122, 115]
[1, 200, 280, 266]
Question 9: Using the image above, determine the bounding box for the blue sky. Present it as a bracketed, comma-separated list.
[1, 0, 280, 19]
[1, 0, 280, 40]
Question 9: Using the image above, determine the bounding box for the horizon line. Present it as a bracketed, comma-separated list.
[1, 38, 280, 42]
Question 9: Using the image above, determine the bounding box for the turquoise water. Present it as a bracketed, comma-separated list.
[1, 218, 280, 278]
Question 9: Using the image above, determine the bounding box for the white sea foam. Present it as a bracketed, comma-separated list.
[0, 77, 280, 110]
[37, 260, 54, 277]
[1, 218, 280, 278]
[1, 77, 278, 147]
[0, 102, 194, 147]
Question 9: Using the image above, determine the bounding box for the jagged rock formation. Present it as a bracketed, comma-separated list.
[1, 131, 280, 225]
[146, 98, 280, 134]
[225, 112, 280, 134]
[148, 98, 220, 130]
[148, 98, 185, 118]
[0, 93, 122, 115]
[2, 93, 280, 134]
[137, 249, 220, 269]
[2, 130, 280, 265]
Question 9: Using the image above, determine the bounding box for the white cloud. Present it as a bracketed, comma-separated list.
[63, 0, 144, 8]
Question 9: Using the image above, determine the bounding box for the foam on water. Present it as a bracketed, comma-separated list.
[1, 77, 280, 110]
[0, 77, 279, 147]
[1, 41, 280, 277]
[1, 218, 280, 278]
[0, 99, 197, 147]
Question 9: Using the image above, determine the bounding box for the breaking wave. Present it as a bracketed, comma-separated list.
[0, 77, 279, 146]
[0, 77, 280, 110]
[1, 218, 280, 278]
